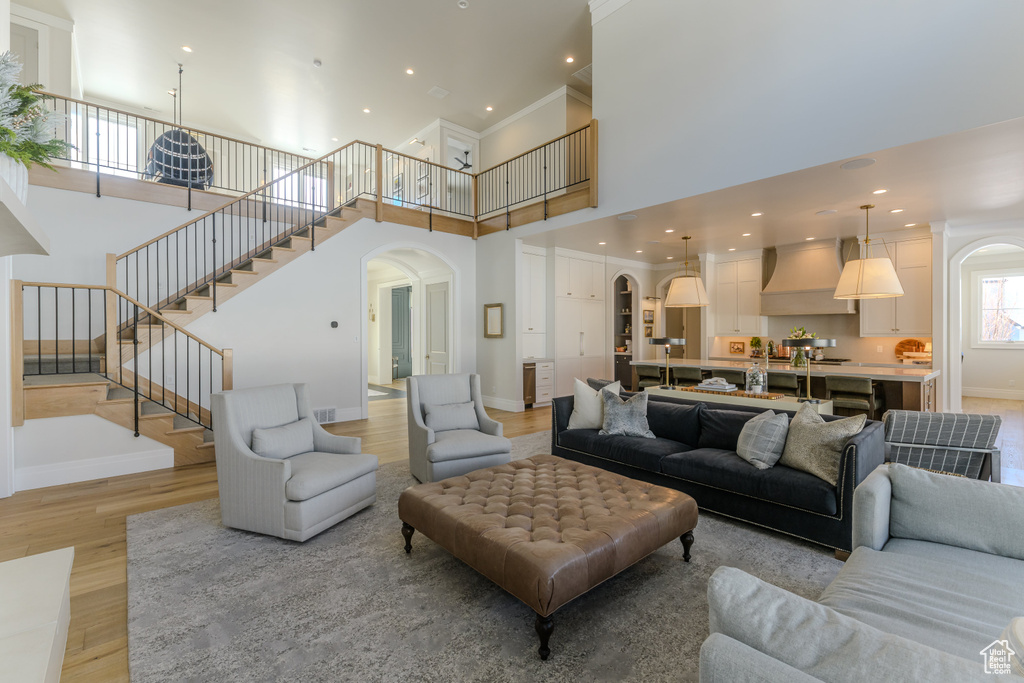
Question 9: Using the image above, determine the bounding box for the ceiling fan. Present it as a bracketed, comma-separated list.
[454, 150, 472, 170]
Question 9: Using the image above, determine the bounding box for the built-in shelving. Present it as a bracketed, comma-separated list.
[613, 275, 635, 389]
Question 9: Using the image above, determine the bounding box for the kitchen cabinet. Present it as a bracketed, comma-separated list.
[522, 252, 546, 334]
[554, 255, 604, 300]
[715, 257, 766, 336]
[555, 298, 606, 396]
[860, 237, 932, 337]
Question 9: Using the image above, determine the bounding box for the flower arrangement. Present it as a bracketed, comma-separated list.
[787, 326, 818, 340]
[0, 51, 71, 169]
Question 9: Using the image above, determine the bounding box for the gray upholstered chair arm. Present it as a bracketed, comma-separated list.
[312, 422, 361, 454]
[477, 413, 503, 437]
[699, 634, 822, 683]
[469, 374, 502, 436]
[852, 464, 892, 551]
[215, 425, 292, 537]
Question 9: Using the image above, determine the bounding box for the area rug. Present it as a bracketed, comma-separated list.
[127, 433, 842, 682]
[367, 383, 407, 401]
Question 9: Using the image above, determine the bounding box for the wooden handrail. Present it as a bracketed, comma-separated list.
[19, 282, 226, 357]
[36, 90, 314, 162]
[117, 139, 371, 259]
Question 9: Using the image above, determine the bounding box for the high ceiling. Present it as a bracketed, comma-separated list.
[523, 114, 1024, 263]
[24, 0, 592, 153]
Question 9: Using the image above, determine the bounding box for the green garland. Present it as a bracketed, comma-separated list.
[0, 50, 72, 169]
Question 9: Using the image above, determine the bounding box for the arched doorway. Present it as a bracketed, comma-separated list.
[361, 247, 457, 417]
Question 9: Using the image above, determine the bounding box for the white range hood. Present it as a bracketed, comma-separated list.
[761, 240, 857, 315]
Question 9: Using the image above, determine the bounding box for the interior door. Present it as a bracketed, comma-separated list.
[425, 282, 449, 374]
[391, 286, 412, 378]
[9, 24, 39, 85]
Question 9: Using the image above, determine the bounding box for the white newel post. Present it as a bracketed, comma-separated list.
[0, 154, 29, 205]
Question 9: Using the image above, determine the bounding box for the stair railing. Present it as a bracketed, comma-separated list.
[114, 140, 378, 312]
[14, 281, 231, 436]
[36, 90, 315, 203]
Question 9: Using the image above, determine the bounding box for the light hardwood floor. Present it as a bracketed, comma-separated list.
[962, 396, 1024, 485]
[0, 400, 551, 682]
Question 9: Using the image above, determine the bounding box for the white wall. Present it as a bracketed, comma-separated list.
[566, 94, 592, 132]
[960, 252, 1024, 399]
[591, 0, 1024, 218]
[1, 2, 16, 498]
[185, 218, 477, 421]
[475, 230, 519, 409]
[480, 97, 568, 170]
[10, 4, 76, 97]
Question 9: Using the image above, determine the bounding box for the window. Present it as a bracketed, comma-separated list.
[974, 268, 1024, 347]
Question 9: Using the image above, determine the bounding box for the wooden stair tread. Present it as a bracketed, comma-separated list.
[23, 380, 110, 390]
[196, 442, 215, 450]
[229, 269, 258, 276]
[250, 257, 278, 264]
[166, 425, 206, 435]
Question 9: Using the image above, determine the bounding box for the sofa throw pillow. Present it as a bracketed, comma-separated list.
[778, 403, 865, 485]
[252, 417, 315, 459]
[697, 408, 761, 451]
[567, 378, 621, 430]
[424, 401, 480, 432]
[736, 410, 790, 469]
[600, 390, 655, 438]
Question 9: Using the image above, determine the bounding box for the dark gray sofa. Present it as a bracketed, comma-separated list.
[551, 392, 885, 552]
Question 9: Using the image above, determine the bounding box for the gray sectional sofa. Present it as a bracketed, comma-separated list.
[551, 391, 885, 552]
[700, 463, 1024, 682]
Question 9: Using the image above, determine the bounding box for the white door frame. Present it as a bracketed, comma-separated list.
[946, 233, 1024, 413]
[359, 244, 460, 419]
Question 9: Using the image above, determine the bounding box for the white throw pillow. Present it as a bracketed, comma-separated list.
[251, 417, 315, 459]
[567, 378, 621, 430]
[424, 401, 480, 432]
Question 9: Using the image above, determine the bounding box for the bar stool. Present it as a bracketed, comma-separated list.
[767, 372, 800, 397]
[636, 365, 664, 389]
[670, 366, 704, 387]
[714, 369, 746, 387]
[825, 375, 885, 420]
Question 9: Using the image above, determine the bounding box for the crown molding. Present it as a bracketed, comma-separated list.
[11, 3, 74, 32]
[481, 87, 571, 138]
[588, 0, 632, 25]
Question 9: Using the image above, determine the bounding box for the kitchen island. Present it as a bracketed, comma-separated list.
[630, 359, 939, 411]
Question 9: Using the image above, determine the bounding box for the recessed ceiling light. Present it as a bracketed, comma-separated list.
[728, 248, 736, 251]
[331, 137, 338, 142]
[406, 68, 414, 75]
[816, 209, 837, 216]
[904, 223, 916, 227]
[889, 208, 904, 213]
[840, 157, 876, 170]
[181, 46, 192, 53]
[457, 0, 468, 7]
[598, 242, 606, 245]
[872, 189, 888, 195]
[485, 106, 493, 111]
[665, 229, 674, 233]
[742, 233, 751, 237]
[363, 108, 371, 113]
[635, 250, 643, 254]
[617, 214, 637, 221]
[566, 57, 574, 63]
[750, 212, 763, 217]
[805, 237, 815, 241]
[667, 257, 674, 260]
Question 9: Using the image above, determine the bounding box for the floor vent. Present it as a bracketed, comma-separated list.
[313, 407, 337, 424]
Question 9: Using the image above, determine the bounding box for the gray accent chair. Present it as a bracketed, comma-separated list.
[883, 409, 1002, 481]
[699, 463, 1024, 681]
[406, 373, 511, 483]
[211, 383, 378, 542]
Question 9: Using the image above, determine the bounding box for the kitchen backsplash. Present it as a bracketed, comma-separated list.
[709, 314, 931, 362]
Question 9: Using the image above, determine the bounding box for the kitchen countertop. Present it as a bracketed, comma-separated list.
[709, 356, 932, 369]
[632, 358, 940, 382]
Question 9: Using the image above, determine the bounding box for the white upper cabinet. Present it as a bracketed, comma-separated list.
[860, 236, 932, 337]
[522, 252, 546, 334]
[715, 256, 766, 336]
[554, 255, 604, 300]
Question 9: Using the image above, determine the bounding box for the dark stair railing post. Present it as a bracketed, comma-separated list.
[133, 302, 140, 437]
[95, 121, 101, 198]
[505, 168, 511, 231]
[543, 146, 548, 220]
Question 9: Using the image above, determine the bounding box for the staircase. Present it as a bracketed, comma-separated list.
[13, 113, 598, 476]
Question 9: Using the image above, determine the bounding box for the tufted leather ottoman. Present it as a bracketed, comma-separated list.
[398, 454, 698, 659]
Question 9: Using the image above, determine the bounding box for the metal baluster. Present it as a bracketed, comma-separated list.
[212, 214, 217, 312]
[133, 303, 140, 437]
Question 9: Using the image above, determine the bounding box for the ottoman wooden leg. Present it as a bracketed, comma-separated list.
[535, 614, 554, 660]
[680, 530, 694, 562]
[402, 522, 415, 554]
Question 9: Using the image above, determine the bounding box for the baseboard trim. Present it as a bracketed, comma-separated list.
[962, 387, 1024, 400]
[368, 375, 380, 386]
[331, 407, 364, 423]
[483, 396, 525, 413]
[15, 448, 174, 491]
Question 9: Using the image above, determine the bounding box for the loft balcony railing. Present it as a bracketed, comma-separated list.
[13, 281, 231, 435]
[36, 91, 316, 204]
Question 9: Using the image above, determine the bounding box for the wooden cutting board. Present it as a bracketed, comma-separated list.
[895, 338, 926, 357]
